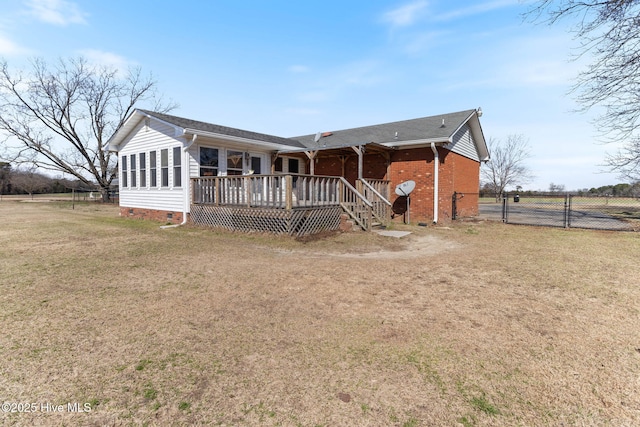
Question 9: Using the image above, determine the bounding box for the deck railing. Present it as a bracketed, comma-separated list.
[362, 178, 391, 200]
[192, 174, 375, 230]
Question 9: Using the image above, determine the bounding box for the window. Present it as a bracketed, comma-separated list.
[274, 156, 299, 173]
[288, 158, 300, 174]
[139, 152, 146, 188]
[227, 150, 244, 175]
[130, 154, 136, 187]
[173, 146, 181, 187]
[121, 155, 128, 187]
[250, 155, 262, 174]
[150, 151, 157, 187]
[199, 147, 219, 176]
[161, 149, 168, 187]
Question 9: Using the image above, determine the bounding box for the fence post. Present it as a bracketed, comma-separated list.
[452, 192, 458, 220]
[565, 194, 571, 228]
[502, 193, 507, 223]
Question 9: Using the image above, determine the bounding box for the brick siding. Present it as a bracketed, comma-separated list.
[120, 207, 184, 224]
[314, 146, 480, 223]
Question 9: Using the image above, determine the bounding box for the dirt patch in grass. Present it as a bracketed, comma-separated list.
[0, 201, 639, 426]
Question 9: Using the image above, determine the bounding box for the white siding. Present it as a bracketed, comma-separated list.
[448, 124, 480, 162]
[118, 119, 186, 212]
[188, 144, 199, 178]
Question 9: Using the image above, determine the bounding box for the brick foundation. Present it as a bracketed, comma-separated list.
[120, 207, 184, 224]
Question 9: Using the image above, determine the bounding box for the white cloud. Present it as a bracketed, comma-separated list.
[0, 35, 31, 56]
[435, 0, 522, 21]
[26, 0, 88, 26]
[77, 49, 133, 75]
[381, 1, 428, 28]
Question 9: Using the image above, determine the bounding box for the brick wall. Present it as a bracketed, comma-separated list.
[312, 146, 479, 223]
[120, 207, 184, 224]
[389, 148, 479, 222]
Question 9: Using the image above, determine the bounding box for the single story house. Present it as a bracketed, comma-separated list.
[107, 108, 488, 235]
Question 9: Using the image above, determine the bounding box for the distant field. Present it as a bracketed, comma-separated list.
[1, 200, 639, 426]
[0, 193, 74, 200]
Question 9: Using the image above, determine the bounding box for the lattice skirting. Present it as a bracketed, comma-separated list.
[190, 204, 343, 236]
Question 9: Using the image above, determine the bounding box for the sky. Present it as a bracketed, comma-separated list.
[0, 0, 628, 191]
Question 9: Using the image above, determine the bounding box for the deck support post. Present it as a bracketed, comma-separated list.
[215, 177, 220, 206]
[285, 174, 293, 210]
[245, 176, 251, 208]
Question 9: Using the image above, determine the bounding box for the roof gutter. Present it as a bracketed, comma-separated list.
[380, 137, 450, 149]
[431, 142, 439, 224]
[182, 134, 197, 225]
[182, 128, 304, 151]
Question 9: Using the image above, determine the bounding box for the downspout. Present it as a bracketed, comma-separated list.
[430, 143, 439, 224]
[182, 134, 197, 225]
[161, 134, 196, 229]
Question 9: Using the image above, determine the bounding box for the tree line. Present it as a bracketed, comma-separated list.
[480, 181, 640, 198]
[0, 162, 92, 198]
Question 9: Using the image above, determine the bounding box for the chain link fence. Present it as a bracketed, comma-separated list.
[452, 192, 480, 220]
[494, 194, 640, 231]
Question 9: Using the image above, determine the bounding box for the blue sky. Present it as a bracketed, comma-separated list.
[0, 0, 626, 190]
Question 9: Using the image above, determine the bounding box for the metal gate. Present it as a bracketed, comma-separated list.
[500, 194, 639, 231]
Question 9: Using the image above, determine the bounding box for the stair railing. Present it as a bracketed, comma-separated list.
[338, 177, 372, 231]
[357, 178, 392, 226]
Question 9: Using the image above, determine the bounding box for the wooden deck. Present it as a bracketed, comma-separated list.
[191, 174, 390, 235]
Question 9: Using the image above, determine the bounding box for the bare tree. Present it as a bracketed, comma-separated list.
[10, 166, 49, 199]
[548, 182, 566, 193]
[481, 135, 534, 201]
[0, 161, 10, 199]
[0, 57, 176, 200]
[527, 0, 640, 180]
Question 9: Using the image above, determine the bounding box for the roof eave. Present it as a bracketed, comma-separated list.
[465, 111, 490, 161]
[380, 138, 450, 149]
[183, 128, 303, 151]
[107, 109, 186, 152]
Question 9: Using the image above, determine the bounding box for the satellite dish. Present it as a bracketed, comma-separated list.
[395, 180, 415, 224]
[395, 180, 416, 197]
[314, 132, 322, 143]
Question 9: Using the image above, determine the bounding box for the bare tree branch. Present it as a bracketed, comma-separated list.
[526, 0, 640, 180]
[481, 135, 535, 201]
[0, 56, 177, 200]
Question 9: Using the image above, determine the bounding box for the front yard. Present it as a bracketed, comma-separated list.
[0, 201, 638, 426]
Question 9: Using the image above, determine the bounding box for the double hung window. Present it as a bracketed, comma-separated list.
[199, 147, 219, 177]
[161, 149, 169, 187]
[150, 151, 157, 187]
[173, 147, 181, 187]
[139, 153, 146, 188]
[121, 155, 128, 187]
[130, 154, 136, 187]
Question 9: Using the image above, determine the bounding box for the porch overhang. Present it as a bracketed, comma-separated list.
[277, 141, 395, 157]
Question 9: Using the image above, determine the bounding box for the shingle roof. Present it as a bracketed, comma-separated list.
[140, 110, 306, 149]
[293, 109, 477, 149]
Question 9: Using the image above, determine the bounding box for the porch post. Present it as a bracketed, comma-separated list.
[351, 145, 363, 180]
[304, 150, 317, 175]
[339, 155, 347, 178]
